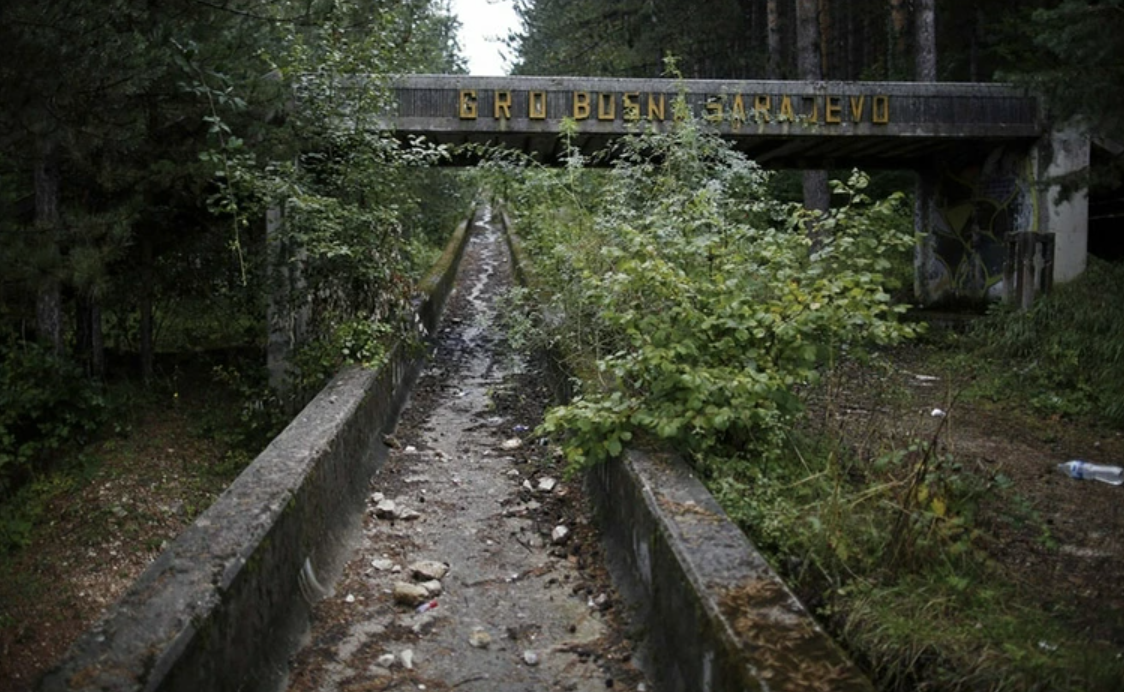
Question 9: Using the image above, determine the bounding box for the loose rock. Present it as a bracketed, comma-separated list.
[410, 560, 450, 581]
[400, 648, 416, 670]
[522, 650, 540, 667]
[551, 525, 570, 545]
[420, 579, 443, 596]
[502, 438, 523, 450]
[393, 582, 430, 606]
[537, 477, 558, 493]
[377, 653, 396, 668]
[371, 558, 394, 571]
[468, 627, 492, 649]
[374, 499, 397, 519]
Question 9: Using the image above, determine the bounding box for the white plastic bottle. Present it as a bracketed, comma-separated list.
[1057, 460, 1124, 486]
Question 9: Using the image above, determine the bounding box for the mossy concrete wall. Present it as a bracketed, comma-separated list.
[39, 210, 475, 692]
[588, 451, 874, 692]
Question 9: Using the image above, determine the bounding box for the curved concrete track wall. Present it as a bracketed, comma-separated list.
[39, 211, 475, 692]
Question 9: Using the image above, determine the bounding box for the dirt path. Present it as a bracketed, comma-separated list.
[285, 208, 650, 692]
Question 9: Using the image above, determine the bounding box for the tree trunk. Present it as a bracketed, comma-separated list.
[140, 233, 154, 384]
[889, 0, 909, 78]
[796, 0, 830, 222]
[969, 7, 983, 82]
[818, 0, 831, 78]
[796, 0, 822, 80]
[915, 0, 936, 81]
[76, 294, 105, 378]
[34, 138, 63, 356]
[767, 0, 782, 79]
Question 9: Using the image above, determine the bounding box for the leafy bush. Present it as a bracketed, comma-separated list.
[0, 342, 108, 501]
[517, 103, 917, 469]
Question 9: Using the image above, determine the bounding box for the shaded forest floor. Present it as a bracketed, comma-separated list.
[0, 367, 250, 691]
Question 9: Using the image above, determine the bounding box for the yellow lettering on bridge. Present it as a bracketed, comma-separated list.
[454, 87, 891, 126]
[459, 90, 477, 119]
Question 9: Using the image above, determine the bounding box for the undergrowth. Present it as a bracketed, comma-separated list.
[956, 257, 1124, 427]
[499, 84, 1124, 690]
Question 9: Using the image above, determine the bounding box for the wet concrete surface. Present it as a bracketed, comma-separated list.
[285, 208, 650, 692]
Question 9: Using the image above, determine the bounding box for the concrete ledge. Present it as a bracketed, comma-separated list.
[39, 210, 476, 692]
[588, 450, 874, 692]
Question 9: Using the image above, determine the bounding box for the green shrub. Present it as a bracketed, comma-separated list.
[0, 342, 108, 500]
[519, 103, 917, 470]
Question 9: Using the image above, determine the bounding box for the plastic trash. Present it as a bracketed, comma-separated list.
[1057, 460, 1124, 486]
[415, 599, 439, 614]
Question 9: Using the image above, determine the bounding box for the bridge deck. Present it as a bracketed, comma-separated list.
[390, 75, 1041, 167]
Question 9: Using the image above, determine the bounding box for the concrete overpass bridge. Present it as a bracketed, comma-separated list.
[389, 75, 1090, 307]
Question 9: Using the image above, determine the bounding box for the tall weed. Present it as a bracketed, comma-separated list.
[967, 257, 1124, 425]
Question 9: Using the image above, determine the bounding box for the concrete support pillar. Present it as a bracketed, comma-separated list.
[914, 166, 941, 305]
[1034, 128, 1090, 283]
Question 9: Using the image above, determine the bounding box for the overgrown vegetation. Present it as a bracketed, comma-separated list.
[0, 0, 471, 555]
[500, 100, 1124, 690]
[954, 257, 1124, 426]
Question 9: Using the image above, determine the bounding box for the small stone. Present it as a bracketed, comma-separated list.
[592, 593, 610, 611]
[536, 477, 558, 493]
[398, 508, 422, 521]
[506, 469, 521, 478]
[468, 627, 492, 649]
[401, 648, 415, 670]
[375, 499, 397, 519]
[377, 653, 396, 668]
[502, 438, 523, 450]
[638, 684, 647, 692]
[524, 500, 542, 512]
[371, 492, 386, 503]
[551, 525, 570, 545]
[404, 445, 418, 453]
[369, 666, 392, 678]
[412, 612, 439, 635]
[393, 582, 430, 606]
[522, 650, 540, 667]
[522, 479, 534, 491]
[344, 593, 356, 603]
[372, 558, 394, 571]
[410, 560, 450, 581]
[420, 579, 443, 596]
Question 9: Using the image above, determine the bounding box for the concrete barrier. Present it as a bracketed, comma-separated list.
[589, 451, 874, 692]
[495, 208, 874, 692]
[39, 209, 476, 692]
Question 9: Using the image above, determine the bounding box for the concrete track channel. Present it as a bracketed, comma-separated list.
[285, 208, 651, 692]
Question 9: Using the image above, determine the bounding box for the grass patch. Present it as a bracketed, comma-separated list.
[951, 257, 1124, 427]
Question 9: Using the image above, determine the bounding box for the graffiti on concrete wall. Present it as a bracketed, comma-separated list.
[919, 146, 1037, 304]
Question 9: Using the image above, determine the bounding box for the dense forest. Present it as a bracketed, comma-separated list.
[509, 0, 1124, 182]
[0, 0, 473, 511]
